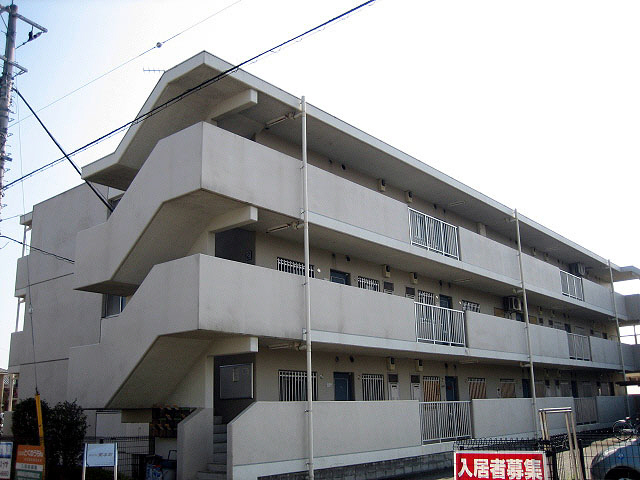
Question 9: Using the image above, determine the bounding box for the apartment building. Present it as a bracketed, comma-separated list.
[8, 52, 640, 480]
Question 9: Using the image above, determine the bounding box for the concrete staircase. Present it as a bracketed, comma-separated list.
[196, 415, 227, 480]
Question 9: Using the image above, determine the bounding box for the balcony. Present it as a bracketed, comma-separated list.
[415, 304, 465, 346]
[561, 270, 584, 301]
[420, 401, 471, 443]
[409, 208, 459, 259]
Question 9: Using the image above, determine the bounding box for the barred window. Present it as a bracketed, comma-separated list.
[278, 370, 318, 401]
[358, 276, 380, 292]
[362, 374, 385, 400]
[422, 376, 441, 402]
[277, 257, 315, 278]
[468, 377, 487, 399]
[461, 300, 480, 313]
[417, 290, 435, 305]
[499, 379, 516, 398]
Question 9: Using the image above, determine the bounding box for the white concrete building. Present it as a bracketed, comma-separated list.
[8, 52, 640, 480]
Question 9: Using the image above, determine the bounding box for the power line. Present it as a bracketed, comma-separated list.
[0, 234, 74, 263]
[1, 0, 377, 193]
[8, 0, 242, 129]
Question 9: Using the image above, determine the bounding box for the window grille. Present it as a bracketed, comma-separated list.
[358, 276, 380, 292]
[582, 382, 594, 397]
[560, 270, 584, 301]
[468, 378, 487, 399]
[277, 257, 315, 277]
[278, 370, 318, 401]
[422, 376, 441, 402]
[383, 282, 394, 294]
[461, 300, 480, 313]
[405, 287, 416, 299]
[560, 381, 571, 397]
[499, 379, 516, 398]
[362, 374, 385, 401]
[417, 290, 435, 305]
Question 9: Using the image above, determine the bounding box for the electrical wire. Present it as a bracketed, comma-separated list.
[1, 0, 377, 193]
[0, 234, 74, 263]
[8, 0, 242, 129]
[13, 87, 113, 212]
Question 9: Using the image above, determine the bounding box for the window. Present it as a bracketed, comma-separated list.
[461, 300, 480, 313]
[499, 379, 516, 398]
[278, 370, 318, 401]
[362, 374, 384, 400]
[559, 381, 571, 397]
[358, 276, 380, 292]
[103, 294, 126, 317]
[417, 290, 435, 305]
[405, 287, 416, 299]
[468, 378, 487, 399]
[277, 257, 314, 277]
[422, 376, 441, 402]
[383, 282, 394, 294]
[330, 269, 350, 285]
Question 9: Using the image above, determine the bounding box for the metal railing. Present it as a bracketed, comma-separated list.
[560, 270, 584, 301]
[415, 303, 465, 346]
[575, 397, 597, 425]
[409, 208, 459, 259]
[568, 333, 591, 361]
[419, 401, 472, 443]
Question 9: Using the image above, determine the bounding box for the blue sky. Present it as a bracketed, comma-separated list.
[0, 0, 639, 367]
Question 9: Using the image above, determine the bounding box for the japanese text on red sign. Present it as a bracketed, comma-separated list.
[455, 451, 546, 480]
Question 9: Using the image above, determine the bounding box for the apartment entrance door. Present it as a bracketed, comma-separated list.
[445, 376, 459, 401]
[440, 295, 453, 309]
[334, 372, 354, 401]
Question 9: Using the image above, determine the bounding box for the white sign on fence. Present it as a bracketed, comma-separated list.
[83, 442, 117, 480]
[0, 441, 12, 480]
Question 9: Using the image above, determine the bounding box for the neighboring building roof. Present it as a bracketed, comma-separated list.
[82, 51, 637, 281]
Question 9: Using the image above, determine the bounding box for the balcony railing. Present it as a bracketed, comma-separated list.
[409, 208, 459, 259]
[575, 397, 598, 425]
[420, 401, 472, 443]
[560, 270, 584, 301]
[415, 303, 465, 346]
[568, 333, 591, 361]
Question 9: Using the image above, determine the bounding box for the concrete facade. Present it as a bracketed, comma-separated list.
[7, 52, 640, 479]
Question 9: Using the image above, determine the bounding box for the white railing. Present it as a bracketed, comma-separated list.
[361, 373, 385, 401]
[419, 401, 472, 443]
[409, 208, 459, 259]
[415, 303, 465, 346]
[568, 333, 591, 361]
[575, 397, 597, 425]
[560, 270, 584, 301]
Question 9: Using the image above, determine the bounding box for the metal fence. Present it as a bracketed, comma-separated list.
[420, 401, 471, 443]
[568, 333, 592, 361]
[560, 270, 584, 301]
[456, 430, 640, 480]
[409, 208, 459, 259]
[415, 303, 466, 346]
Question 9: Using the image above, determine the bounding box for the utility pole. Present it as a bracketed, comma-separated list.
[0, 3, 46, 222]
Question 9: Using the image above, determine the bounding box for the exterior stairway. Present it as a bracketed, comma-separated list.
[196, 415, 227, 480]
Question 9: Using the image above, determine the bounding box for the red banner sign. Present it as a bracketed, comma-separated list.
[454, 451, 547, 480]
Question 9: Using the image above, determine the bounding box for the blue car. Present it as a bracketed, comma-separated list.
[591, 440, 640, 480]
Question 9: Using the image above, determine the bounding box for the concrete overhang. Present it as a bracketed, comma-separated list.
[82, 51, 628, 277]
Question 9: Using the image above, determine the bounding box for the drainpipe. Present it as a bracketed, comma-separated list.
[608, 260, 629, 416]
[514, 209, 539, 436]
[301, 96, 314, 480]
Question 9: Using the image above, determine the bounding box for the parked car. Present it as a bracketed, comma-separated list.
[591, 440, 640, 480]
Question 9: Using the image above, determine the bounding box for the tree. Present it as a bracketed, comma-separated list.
[12, 398, 87, 479]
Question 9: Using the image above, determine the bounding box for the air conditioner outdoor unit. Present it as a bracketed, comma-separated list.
[569, 262, 586, 277]
[504, 296, 522, 312]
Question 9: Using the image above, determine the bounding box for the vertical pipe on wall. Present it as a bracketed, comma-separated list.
[301, 96, 314, 480]
[608, 260, 629, 416]
[514, 209, 539, 435]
